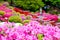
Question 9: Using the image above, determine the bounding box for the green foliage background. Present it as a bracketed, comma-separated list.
[14, 0, 44, 12]
[0, 0, 60, 12]
[45, 0, 60, 7]
[7, 0, 44, 12]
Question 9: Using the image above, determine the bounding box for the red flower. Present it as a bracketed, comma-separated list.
[43, 17, 48, 20]
[14, 7, 30, 16]
[14, 7, 23, 14]
[32, 15, 37, 18]
[23, 11, 30, 16]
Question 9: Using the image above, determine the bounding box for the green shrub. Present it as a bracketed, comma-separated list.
[0, 0, 4, 2]
[46, 0, 60, 5]
[52, 11, 60, 15]
[0, 11, 5, 16]
[45, 0, 60, 7]
[58, 18, 60, 22]
[37, 34, 43, 40]
[11, 0, 44, 12]
[23, 20, 30, 23]
[48, 10, 57, 15]
[48, 9, 60, 15]
[9, 16, 22, 23]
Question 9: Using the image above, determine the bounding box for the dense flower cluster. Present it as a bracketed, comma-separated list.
[0, 5, 12, 17]
[0, 2, 59, 40]
[0, 5, 12, 19]
[0, 5, 58, 23]
[42, 13, 58, 21]
[14, 7, 58, 22]
[0, 5, 12, 21]
[0, 21, 60, 40]
[34, 12, 58, 22]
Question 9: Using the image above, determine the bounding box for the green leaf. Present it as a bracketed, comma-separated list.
[37, 34, 43, 40]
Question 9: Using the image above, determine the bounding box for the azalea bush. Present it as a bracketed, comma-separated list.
[0, 21, 60, 40]
[0, 5, 12, 17]
[42, 13, 58, 22]
[0, 5, 13, 22]
[0, 4, 58, 24]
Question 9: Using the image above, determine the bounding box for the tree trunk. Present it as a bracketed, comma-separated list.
[10, 0, 13, 6]
[4, 0, 7, 1]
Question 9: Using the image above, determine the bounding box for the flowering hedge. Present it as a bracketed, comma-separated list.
[0, 5, 58, 24]
[0, 21, 60, 40]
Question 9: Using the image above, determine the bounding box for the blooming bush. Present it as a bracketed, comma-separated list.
[14, 7, 58, 22]
[42, 13, 58, 22]
[35, 13, 57, 22]
[0, 5, 13, 22]
[0, 4, 58, 26]
[0, 5, 12, 17]
[0, 21, 60, 40]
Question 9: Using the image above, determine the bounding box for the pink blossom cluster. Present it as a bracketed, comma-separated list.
[43, 13, 58, 21]
[0, 21, 60, 40]
[34, 12, 58, 22]
[0, 5, 12, 17]
[0, 5, 13, 21]
[0, 5, 58, 22]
